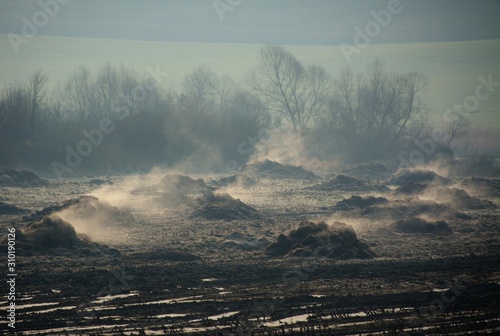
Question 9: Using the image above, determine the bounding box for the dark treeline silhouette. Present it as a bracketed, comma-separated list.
[0, 46, 467, 177]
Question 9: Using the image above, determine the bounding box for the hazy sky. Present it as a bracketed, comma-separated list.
[1, 0, 499, 45]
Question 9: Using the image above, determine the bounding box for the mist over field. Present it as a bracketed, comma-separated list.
[1, 1, 500, 335]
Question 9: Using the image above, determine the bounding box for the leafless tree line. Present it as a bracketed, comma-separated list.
[0, 46, 470, 174]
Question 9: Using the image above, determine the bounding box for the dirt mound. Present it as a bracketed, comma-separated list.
[341, 163, 393, 181]
[241, 159, 317, 180]
[0, 168, 49, 187]
[333, 196, 389, 211]
[23, 196, 137, 227]
[388, 170, 451, 186]
[312, 174, 388, 192]
[88, 178, 113, 186]
[362, 199, 453, 221]
[211, 174, 256, 188]
[157, 174, 212, 194]
[191, 192, 260, 221]
[4, 215, 120, 256]
[265, 220, 375, 259]
[433, 187, 497, 210]
[395, 181, 429, 195]
[462, 177, 500, 198]
[0, 201, 28, 215]
[221, 232, 269, 250]
[393, 217, 452, 235]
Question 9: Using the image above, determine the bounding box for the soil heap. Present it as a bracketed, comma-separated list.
[341, 163, 393, 181]
[265, 220, 375, 259]
[0, 168, 49, 187]
[241, 159, 318, 180]
[191, 192, 260, 221]
[157, 174, 212, 195]
[393, 217, 452, 235]
[3, 215, 120, 256]
[23, 195, 137, 227]
[333, 195, 389, 212]
[388, 170, 451, 187]
[461, 177, 500, 198]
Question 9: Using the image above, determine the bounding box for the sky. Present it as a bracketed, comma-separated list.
[0, 0, 500, 45]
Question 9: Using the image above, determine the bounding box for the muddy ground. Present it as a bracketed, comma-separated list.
[1, 169, 500, 335]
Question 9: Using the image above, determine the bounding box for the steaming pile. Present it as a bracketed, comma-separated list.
[221, 232, 269, 251]
[393, 217, 452, 235]
[432, 187, 497, 210]
[265, 221, 375, 259]
[3, 215, 120, 257]
[191, 192, 260, 221]
[0, 168, 49, 187]
[24, 195, 137, 227]
[333, 195, 389, 212]
[0, 201, 27, 215]
[156, 174, 212, 195]
[341, 163, 393, 181]
[390, 170, 451, 196]
[312, 174, 388, 192]
[462, 177, 500, 198]
[211, 174, 256, 188]
[241, 159, 317, 180]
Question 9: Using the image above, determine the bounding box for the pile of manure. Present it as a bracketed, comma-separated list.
[265, 220, 375, 259]
[393, 217, 452, 235]
[0, 201, 28, 215]
[2, 215, 120, 256]
[241, 159, 318, 180]
[333, 195, 389, 212]
[191, 192, 260, 221]
[0, 168, 49, 187]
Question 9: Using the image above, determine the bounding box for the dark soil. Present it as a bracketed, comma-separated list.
[0, 168, 49, 187]
[0, 201, 28, 215]
[211, 174, 256, 188]
[157, 174, 212, 194]
[333, 195, 389, 211]
[341, 163, 393, 180]
[265, 220, 376, 259]
[241, 159, 318, 180]
[3, 215, 120, 257]
[191, 192, 260, 221]
[312, 174, 388, 192]
[362, 198, 455, 221]
[22, 195, 138, 227]
[462, 177, 500, 198]
[387, 169, 451, 186]
[395, 181, 429, 195]
[393, 217, 452, 235]
[434, 187, 498, 210]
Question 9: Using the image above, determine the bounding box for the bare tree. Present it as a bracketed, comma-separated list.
[323, 59, 428, 162]
[27, 69, 48, 136]
[444, 111, 470, 149]
[249, 46, 331, 132]
[182, 65, 218, 109]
